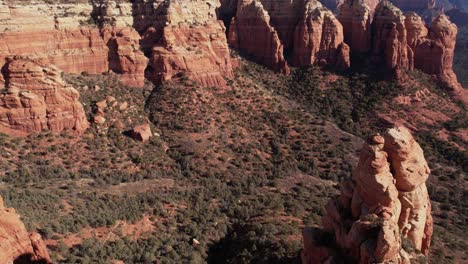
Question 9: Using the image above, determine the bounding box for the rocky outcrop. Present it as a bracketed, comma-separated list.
[0, 196, 52, 264]
[103, 27, 149, 87]
[130, 123, 152, 141]
[228, 0, 290, 74]
[228, 0, 350, 73]
[404, 13, 463, 93]
[302, 127, 433, 264]
[372, 1, 412, 73]
[145, 0, 234, 87]
[152, 22, 234, 87]
[292, 0, 350, 69]
[0, 0, 147, 87]
[0, 58, 89, 134]
[338, 0, 373, 53]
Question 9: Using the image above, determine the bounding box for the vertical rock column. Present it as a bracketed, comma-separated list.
[302, 127, 433, 264]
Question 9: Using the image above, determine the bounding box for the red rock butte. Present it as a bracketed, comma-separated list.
[302, 126, 433, 264]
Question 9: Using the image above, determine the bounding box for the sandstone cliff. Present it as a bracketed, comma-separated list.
[0, 195, 51, 264]
[338, 0, 463, 94]
[147, 0, 234, 87]
[228, 0, 350, 73]
[302, 127, 433, 264]
[389, 0, 436, 11]
[338, 0, 373, 53]
[0, 0, 147, 87]
[292, 0, 350, 69]
[0, 58, 89, 134]
[228, 0, 290, 74]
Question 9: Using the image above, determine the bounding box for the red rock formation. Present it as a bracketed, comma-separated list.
[338, 0, 373, 53]
[0, 28, 109, 75]
[0, 27, 147, 87]
[292, 0, 350, 69]
[0, 196, 52, 264]
[372, 1, 412, 73]
[302, 127, 433, 263]
[152, 22, 234, 87]
[103, 27, 149, 87]
[228, 0, 290, 74]
[0, 58, 89, 134]
[405, 13, 464, 96]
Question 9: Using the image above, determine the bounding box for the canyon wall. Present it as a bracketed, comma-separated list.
[0, 0, 147, 87]
[0, 58, 89, 134]
[0, 195, 52, 264]
[338, 0, 463, 92]
[228, 0, 350, 73]
[147, 0, 234, 87]
[302, 127, 433, 264]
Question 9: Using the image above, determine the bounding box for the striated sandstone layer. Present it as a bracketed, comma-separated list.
[302, 127, 433, 264]
[292, 0, 350, 69]
[0, 58, 89, 134]
[0, 0, 147, 87]
[152, 22, 233, 87]
[0, 196, 51, 264]
[145, 0, 234, 87]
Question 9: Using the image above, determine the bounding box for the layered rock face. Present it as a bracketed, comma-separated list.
[339, 0, 463, 92]
[302, 127, 433, 264]
[0, 196, 52, 264]
[145, 0, 234, 87]
[0, 0, 147, 87]
[408, 14, 461, 91]
[371, 1, 412, 73]
[0, 58, 89, 134]
[228, 0, 350, 73]
[338, 0, 373, 53]
[292, 0, 350, 69]
[228, 0, 290, 74]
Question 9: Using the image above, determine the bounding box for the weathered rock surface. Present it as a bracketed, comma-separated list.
[292, 0, 350, 69]
[302, 127, 433, 263]
[338, 0, 373, 53]
[228, 0, 350, 72]
[103, 27, 149, 87]
[0, 0, 147, 87]
[0, 58, 89, 134]
[0, 195, 52, 264]
[152, 22, 234, 87]
[228, 0, 290, 74]
[372, 1, 412, 73]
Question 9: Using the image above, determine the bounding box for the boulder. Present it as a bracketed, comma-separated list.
[130, 124, 152, 142]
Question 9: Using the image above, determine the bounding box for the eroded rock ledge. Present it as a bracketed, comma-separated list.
[0, 58, 89, 134]
[0, 195, 52, 264]
[302, 127, 433, 264]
